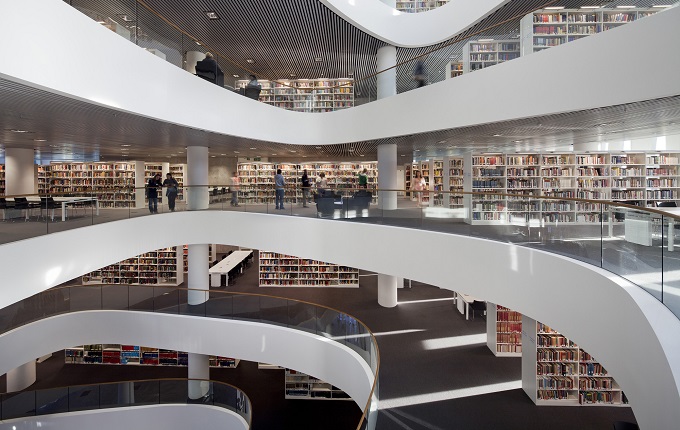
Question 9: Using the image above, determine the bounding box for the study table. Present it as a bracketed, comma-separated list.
[209, 250, 253, 287]
[453, 292, 484, 320]
[618, 206, 680, 251]
[8, 196, 99, 222]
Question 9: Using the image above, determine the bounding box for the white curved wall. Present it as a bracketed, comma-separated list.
[0, 311, 374, 409]
[0, 0, 679, 146]
[0, 404, 247, 430]
[320, 0, 509, 47]
[0, 211, 679, 429]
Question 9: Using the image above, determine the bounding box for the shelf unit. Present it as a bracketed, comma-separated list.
[235, 78, 353, 112]
[463, 151, 680, 224]
[81, 246, 183, 286]
[522, 316, 626, 406]
[259, 251, 359, 288]
[520, 8, 662, 56]
[446, 61, 464, 79]
[396, 0, 449, 13]
[446, 157, 464, 208]
[486, 303, 522, 357]
[65, 345, 238, 368]
[463, 40, 520, 73]
[169, 163, 186, 201]
[237, 162, 275, 204]
[145, 162, 164, 203]
[285, 369, 351, 400]
[0, 164, 4, 195]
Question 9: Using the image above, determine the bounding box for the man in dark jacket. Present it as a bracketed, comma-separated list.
[195, 52, 224, 86]
[147, 173, 163, 214]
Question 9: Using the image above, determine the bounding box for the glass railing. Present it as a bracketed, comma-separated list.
[0, 285, 380, 430]
[0, 378, 252, 425]
[1, 185, 678, 321]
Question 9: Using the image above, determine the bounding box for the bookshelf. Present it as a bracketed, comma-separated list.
[81, 246, 183, 286]
[463, 40, 520, 73]
[396, 0, 449, 13]
[445, 157, 464, 208]
[446, 61, 464, 79]
[65, 345, 238, 368]
[145, 162, 164, 203]
[169, 163, 186, 201]
[522, 316, 626, 406]
[235, 78, 354, 113]
[463, 151, 680, 225]
[285, 368, 351, 400]
[237, 162, 275, 204]
[520, 8, 662, 56]
[486, 303, 522, 357]
[0, 164, 4, 195]
[259, 251, 359, 288]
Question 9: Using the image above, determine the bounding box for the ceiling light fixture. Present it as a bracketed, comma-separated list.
[652, 4, 672, 7]
[34, 139, 46, 142]
[493, 134, 502, 137]
[580, 5, 600, 9]
[250, 147, 257, 150]
[616, 5, 636, 8]
[478, 38, 494, 42]
[205, 11, 220, 19]
[234, 151, 240, 154]
[545, 6, 565, 10]
[246, 59, 255, 64]
[210, 155, 216, 158]
[195, 41, 202, 46]
[121, 144, 131, 147]
[117, 14, 134, 22]
[315, 57, 323, 62]
[290, 74, 296, 77]
[315, 146, 322, 149]
[9, 129, 30, 133]
[233, 74, 240, 78]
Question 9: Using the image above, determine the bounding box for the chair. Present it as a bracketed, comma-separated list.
[656, 201, 678, 208]
[195, 64, 217, 84]
[211, 188, 220, 203]
[244, 86, 261, 100]
[469, 301, 486, 320]
[0, 198, 13, 221]
[38, 197, 59, 221]
[13, 197, 39, 221]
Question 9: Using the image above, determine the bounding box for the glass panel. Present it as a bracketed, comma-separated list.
[602, 205, 663, 300]
[346, 318, 371, 364]
[232, 295, 260, 322]
[153, 287, 180, 314]
[132, 380, 160, 405]
[662, 215, 680, 317]
[259, 296, 288, 327]
[128, 285, 155, 311]
[288, 301, 317, 334]
[68, 385, 100, 412]
[99, 382, 131, 409]
[316, 308, 346, 342]
[68, 286, 102, 312]
[1, 391, 35, 420]
[101, 285, 129, 310]
[159, 380, 187, 404]
[179, 289, 208, 317]
[36, 387, 69, 416]
[206, 293, 233, 319]
[212, 383, 237, 412]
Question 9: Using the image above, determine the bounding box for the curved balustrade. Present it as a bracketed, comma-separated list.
[0, 378, 251, 427]
[0, 286, 380, 430]
[0, 186, 678, 319]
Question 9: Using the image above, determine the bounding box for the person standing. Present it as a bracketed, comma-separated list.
[412, 171, 426, 207]
[147, 173, 163, 214]
[300, 169, 310, 208]
[358, 168, 368, 189]
[162, 172, 179, 212]
[316, 172, 328, 196]
[230, 172, 240, 207]
[274, 168, 285, 210]
[414, 60, 427, 89]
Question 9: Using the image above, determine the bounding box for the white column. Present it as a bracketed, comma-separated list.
[185, 51, 204, 74]
[161, 162, 170, 177]
[378, 274, 398, 308]
[134, 161, 145, 209]
[5, 148, 36, 195]
[187, 244, 209, 305]
[187, 146, 209, 211]
[188, 352, 210, 400]
[6, 360, 36, 392]
[376, 46, 396, 100]
[378, 143, 397, 210]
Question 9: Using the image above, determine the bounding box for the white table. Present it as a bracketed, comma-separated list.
[9, 196, 99, 221]
[209, 250, 253, 287]
[618, 206, 680, 251]
[453, 292, 483, 320]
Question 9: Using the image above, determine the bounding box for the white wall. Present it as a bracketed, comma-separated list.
[0, 404, 247, 430]
[0, 0, 679, 146]
[0, 211, 679, 428]
[0, 311, 374, 409]
[320, 0, 509, 47]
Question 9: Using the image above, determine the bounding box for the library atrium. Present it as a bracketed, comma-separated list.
[1, 0, 680, 429]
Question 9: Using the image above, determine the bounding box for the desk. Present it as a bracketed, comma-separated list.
[209, 250, 253, 287]
[618, 207, 680, 251]
[453, 292, 483, 320]
[9, 196, 99, 221]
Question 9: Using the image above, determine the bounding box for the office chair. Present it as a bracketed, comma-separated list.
[13, 197, 39, 221]
[244, 87, 261, 100]
[38, 197, 58, 221]
[469, 300, 486, 320]
[195, 63, 217, 84]
[0, 198, 13, 221]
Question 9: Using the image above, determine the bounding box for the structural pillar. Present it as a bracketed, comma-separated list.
[378, 274, 398, 308]
[376, 46, 398, 211]
[185, 51, 204, 75]
[376, 45, 396, 100]
[188, 352, 210, 400]
[6, 360, 36, 392]
[134, 161, 145, 209]
[186, 146, 209, 305]
[5, 148, 36, 195]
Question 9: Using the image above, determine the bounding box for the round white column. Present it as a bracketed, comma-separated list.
[377, 143, 397, 210]
[376, 46, 396, 100]
[378, 274, 398, 308]
[5, 148, 36, 195]
[186, 146, 209, 211]
[133, 161, 146, 209]
[185, 51, 204, 74]
[187, 244, 209, 305]
[188, 352, 210, 400]
[6, 360, 36, 392]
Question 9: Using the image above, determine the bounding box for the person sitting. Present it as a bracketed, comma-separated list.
[195, 52, 224, 86]
[244, 75, 262, 100]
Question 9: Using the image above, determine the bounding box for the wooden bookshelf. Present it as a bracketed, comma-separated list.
[522, 316, 626, 406]
[235, 78, 354, 113]
[520, 8, 662, 56]
[463, 40, 520, 73]
[259, 251, 359, 288]
[285, 368, 351, 400]
[486, 303, 522, 357]
[81, 246, 183, 286]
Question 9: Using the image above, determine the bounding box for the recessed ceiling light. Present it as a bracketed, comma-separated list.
[315, 57, 323, 62]
[290, 74, 296, 77]
[34, 139, 46, 142]
[234, 151, 240, 154]
[545, 6, 565, 10]
[289, 150, 297, 153]
[493, 134, 502, 137]
[121, 144, 131, 147]
[360, 154, 365, 157]
[652, 4, 672, 7]
[478, 38, 494, 42]
[195, 41, 202, 46]
[348, 72, 354, 76]
[250, 147, 257, 150]
[400, 154, 405, 157]
[316, 146, 322, 149]
[233, 74, 240, 78]
[580, 5, 599, 9]
[272, 153, 277, 156]
[9, 129, 30, 133]
[210, 155, 216, 158]
[246, 59, 255, 64]
[348, 149, 354, 152]
[415, 149, 420, 152]
[118, 14, 134, 22]
[616, 5, 635, 8]
[205, 11, 220, 19]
